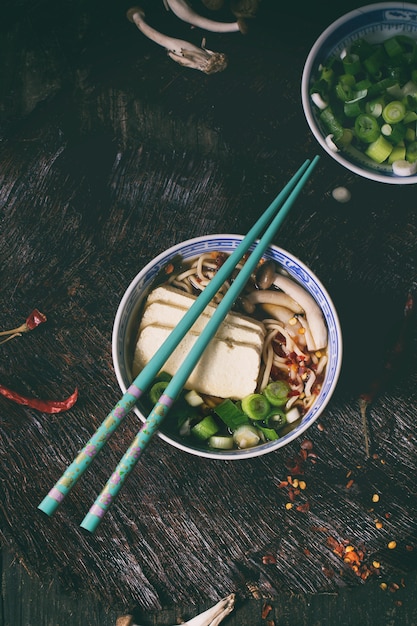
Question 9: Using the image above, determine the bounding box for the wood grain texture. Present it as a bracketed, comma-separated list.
[1, 0, 417, 621]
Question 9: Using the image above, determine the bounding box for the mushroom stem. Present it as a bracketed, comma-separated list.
[256, 261, 328, 351]
[127, 7, 228, 74]
[164, 0, 241, 32]
[242, 290, 304, 314]
[185, 593, 236, 626]
[271, 274, 328, 351]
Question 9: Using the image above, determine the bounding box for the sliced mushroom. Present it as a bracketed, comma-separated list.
[271, 274, 327, 351]
[256, 261, 328, 351]
[241, 289, 304, 315]
[260, 302, 298, 324]
[116, 617, 134, 626]
[163, 0, 242, 32]
[127, 7, 228, 74]
[185, 593, 235, 625]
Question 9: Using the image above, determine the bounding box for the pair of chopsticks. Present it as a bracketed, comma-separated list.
[38, 156, 319, 532]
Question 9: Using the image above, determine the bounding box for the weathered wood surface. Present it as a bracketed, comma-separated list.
[1, 1, 417, 623]
[3, 546, 417, 625]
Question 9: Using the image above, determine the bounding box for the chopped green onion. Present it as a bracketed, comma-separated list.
[406, 141, 417, 162]
[388, 144, 406, 164]
[267, 409, 287, 429]
[335, 81, 353, 101]
[184, 389, 204, 407]
[263, 381, 290, 407]
[286, 407, 301, 424]
[351, 38, 374, 60]
[365, 135, 393, 163]
[311, 92, 328, 110]
[233, 425, 261, 449]
[405, 126, 416, 143]
[369, 77, 397, 98]
[241, 393, 270, 420]
[149, 380, 170, 405]
[354, 113, 380, 143]
[382, 100, 406, 124]
[403, 110, 417, 124]
[392, 159, 417, 176]
[384, 36, 404, 58]
[342, 53, 361, 75]
[366, 97, 384, 117]
[214, 399, 249, 429]
[363, 46, 386, 76]
[209, 435, 234, 449]
[191, 415, 219, 441]
[344, 100, 363, 118]
[257, 426, 280, 441]
[320, 106, 345, 140]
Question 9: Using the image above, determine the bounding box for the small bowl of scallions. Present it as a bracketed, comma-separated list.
[301, 3, 417, 183]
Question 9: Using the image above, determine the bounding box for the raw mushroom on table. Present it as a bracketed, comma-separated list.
[126, 0, 261, 73]
[116, 593, 235, 626]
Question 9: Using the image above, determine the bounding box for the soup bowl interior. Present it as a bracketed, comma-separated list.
[301, 2, 417, 184]
[112, 234, 342, 460]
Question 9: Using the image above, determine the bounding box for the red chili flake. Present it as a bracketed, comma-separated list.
[261, 603, 273, 619]
[311, 526, 330, 533]
[0, 309, 47, 344]
[164, 263, 175, 276]
[296, 502, 310, 513]
[0, 384, 78, 413]
[326, 536, 344, 554]
[344, 550, 361, 565]
[277, 480, 288, 489]
[214, 252, 228, 268]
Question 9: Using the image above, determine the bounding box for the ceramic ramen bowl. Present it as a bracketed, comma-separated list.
[112, 235, 342, 460]
[301, 3, 417, 184]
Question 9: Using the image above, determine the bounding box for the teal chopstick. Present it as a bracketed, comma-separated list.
[38, 158, 313, 519]
[80, 155, 319, 532]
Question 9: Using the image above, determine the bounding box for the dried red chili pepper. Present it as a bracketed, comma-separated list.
[359, 293, 415, 457]
[0, 384, 78, 413]
[25, 309, 47, 330]
[0, 309, 47, 344]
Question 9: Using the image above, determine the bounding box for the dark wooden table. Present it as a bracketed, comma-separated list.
[1, 1, 417, 624]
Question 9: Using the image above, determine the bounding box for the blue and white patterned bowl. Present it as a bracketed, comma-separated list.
[301, 3, 417, 184]
[112, 235, 342, 459]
